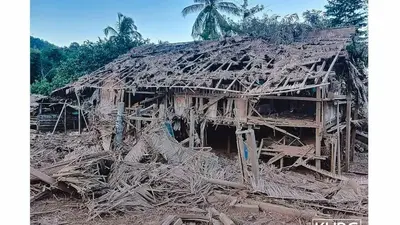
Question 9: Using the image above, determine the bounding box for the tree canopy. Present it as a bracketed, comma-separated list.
[182, 0, 241, 40]
[30, 13, 149, 95]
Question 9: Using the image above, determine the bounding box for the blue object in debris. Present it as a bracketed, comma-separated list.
[164, 122, 175, 138]
[243, 143, 249, 160]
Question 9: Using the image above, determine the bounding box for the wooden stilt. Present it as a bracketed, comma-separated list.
[331, 142, 336, 174]
[350, 102, 359, 162]
[345, 95, 352, 172]
[336, 101, 341, 175]
[127, 92, 131, 131]
[37, 103, 42, 132]
[189, 109, 195, 150]
[200, 121, 206, 147]
[74, 91, 81, 134]
[246, 129, 260, 187]
[280, 158, 284, 169]
[64, 105, 67, 133]
[135, 105, 142, 137]
[114, 102, 125, 149]
[315, 87, 322, 169]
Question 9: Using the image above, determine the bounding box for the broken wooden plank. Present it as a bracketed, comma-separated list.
[30, 167, 74, 194]
[173, 219, 183, 225]
[178, 214, 210, 223]
[199, 96, 224, 112]
[267, 152, 286, 166]
[234, 204, 259, 213]
[249, 104, 301, 140]
[245, 199, 317, 220]
[161, 215, 178, 225]
[298, 160, 349, 181]
[219, 213, 235, 225]
[203, 178, 246, 189]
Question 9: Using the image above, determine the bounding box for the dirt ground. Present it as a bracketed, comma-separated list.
[31, 196, 306, 225]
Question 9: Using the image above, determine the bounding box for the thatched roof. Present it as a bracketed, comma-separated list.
[53, 27, 357, 97]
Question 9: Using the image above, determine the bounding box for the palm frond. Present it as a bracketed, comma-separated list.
[193, 0, 208, 3]
[104, 26, 118, 37]
[212, 8, 231, 34]
[216, 2, 241, 16]
[192, 7, 210, 38]
[182, 4, 205, 17]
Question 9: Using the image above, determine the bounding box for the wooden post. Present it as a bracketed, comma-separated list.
[64, 105, 67, 133]
[37, 103, 42, 132]
[336, 102, 341, 175]
[127, 92, 131, 131]
[246, 129, 260, 187]
[75, 91, 81, 134]
[114, 102, 125, 150]
[331, 142, 336, 174]
[236, 132, 248, 184]
[315, 87, 322, 169]
[135, 105, 142, 138]
[189, 109, 195, 150]
[52, 101, 67, 134]
[350, 102, 359, 162]
[200, 121, 206, 147]
[345, 95, 352, 172]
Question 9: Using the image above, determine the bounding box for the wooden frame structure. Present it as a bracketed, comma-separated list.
[50, 27, 367, 174]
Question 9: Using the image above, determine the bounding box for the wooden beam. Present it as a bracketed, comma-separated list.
[315, 87, 322, 169]
[63, 103, 67, 133]
[246, 129, 260, 187]
[203, 177, 246, 189]
[336, 102, 341, 175]
[199, 96, 224, 112]
[249, 104, 301, 140]
[350, 102, 359, 162]
[297, 62, 318, 94]
[114, 102, 125, 149]
[224, 78, 237, 93]
[52, 100, 67, 134]
[30, 167, 74, 194]
[74, 91, 81, 134]
[345, 95, 352, 172]
[322, 48, 342, 83]
[189, 109, 195, 150]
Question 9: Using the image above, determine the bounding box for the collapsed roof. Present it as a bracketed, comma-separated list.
[52, 27, 360, 97]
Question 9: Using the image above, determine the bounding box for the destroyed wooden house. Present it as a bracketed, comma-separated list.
[50, 27, 367, 175]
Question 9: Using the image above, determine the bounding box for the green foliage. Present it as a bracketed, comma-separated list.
[325, 0, 368, 67]
[325, 0, 367, 34]
[30, 13, 148, 95]
[230, 13, 313, 44]
[240, 0, 264, 20]
[302, 10, 329, 28]
[182, 0, 241, 40]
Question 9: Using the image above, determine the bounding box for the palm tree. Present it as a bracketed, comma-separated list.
[104, 13, 142, 41]
[182, 0, 241, 40]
